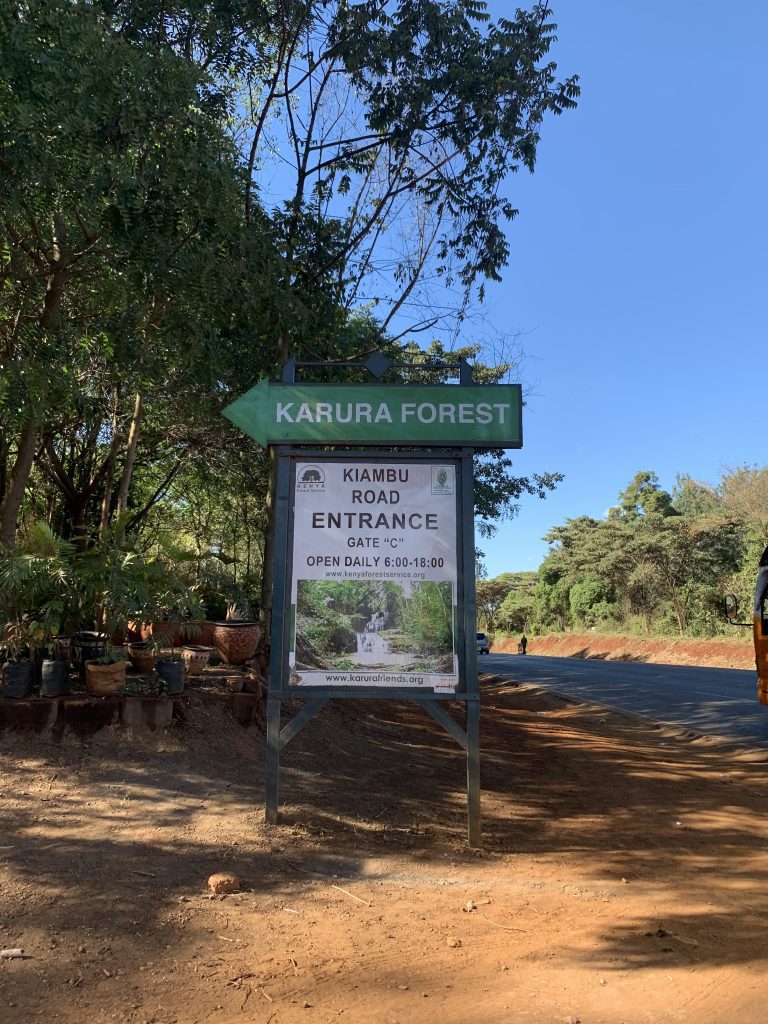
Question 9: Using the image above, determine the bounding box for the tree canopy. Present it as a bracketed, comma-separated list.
[479, 466, 764, 639]
[1, 1, 577, 625]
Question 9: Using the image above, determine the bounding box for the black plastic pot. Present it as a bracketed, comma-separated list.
[40, 658, 69, 697]
[156, 658, 185, 695]
[72, 632, 108, 676]
[1, 660, 33, 699]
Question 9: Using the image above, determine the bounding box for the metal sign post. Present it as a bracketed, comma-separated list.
[223, 356, 522, 848]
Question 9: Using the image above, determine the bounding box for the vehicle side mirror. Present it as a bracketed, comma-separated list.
[724, 594, 739, 620]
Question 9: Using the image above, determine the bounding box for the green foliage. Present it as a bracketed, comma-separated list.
[0, 523, 77, 655]
[295, 578, 453, 669]
[403, 581, 454, 658]
[476, 571, 536, 633]
[616, 471, 678, 519]
[497, 585, 536, 634]
[512, 468, 756, 638]
[0, 522, 203, 658]
[569, 579, 615, 628]
[1, 1, 574, 614]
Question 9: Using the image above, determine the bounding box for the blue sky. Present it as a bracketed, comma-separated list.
[477, 0, 768, 576]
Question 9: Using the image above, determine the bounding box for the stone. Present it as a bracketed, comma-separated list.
[446, 937, 462, 948]
[207, 872, 240, 895]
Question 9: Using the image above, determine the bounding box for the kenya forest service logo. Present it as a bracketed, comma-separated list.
[296, 465, 325, 492]
[431, 465, 454, 495]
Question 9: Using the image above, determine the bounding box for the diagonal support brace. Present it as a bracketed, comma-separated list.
[423, 701, 468, 751]
[278, 697, 329, 751]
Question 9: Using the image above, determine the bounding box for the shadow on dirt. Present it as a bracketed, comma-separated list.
[2, 677, 768, 978]
[566, 648, 648, 663]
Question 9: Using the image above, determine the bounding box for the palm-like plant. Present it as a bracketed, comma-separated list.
[1, 524, 206, 666]
[72, 538, 205, 661]
[0, 524, 76, 660]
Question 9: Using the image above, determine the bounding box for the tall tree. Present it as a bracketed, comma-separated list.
[242, 0, 580, 352]
[0, 0, 284, 547]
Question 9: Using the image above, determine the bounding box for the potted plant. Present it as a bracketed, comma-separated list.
[84, 650, 127, 695]
[0, 620, 35, 699]
[40, 634, 70, 698]
[0, 524, 76, 698]
[213, 619, 261, 665]
[181, 644, 212, 677]
[69, 540, 141, 697]
[208, 585, 260, 666]
[137, 569, 205, 698]
[155, 651, 185, 694]
[126, 639, 157, 673]
[71, 630, 108, 673]
[64, 534, 206, 699]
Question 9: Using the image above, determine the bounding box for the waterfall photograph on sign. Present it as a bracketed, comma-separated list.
[294, 579, 455, 676]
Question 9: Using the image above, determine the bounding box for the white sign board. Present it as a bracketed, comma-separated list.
[289, 461, 459, 690]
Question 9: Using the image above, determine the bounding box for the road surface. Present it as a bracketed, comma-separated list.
[482, 652, 768, 749]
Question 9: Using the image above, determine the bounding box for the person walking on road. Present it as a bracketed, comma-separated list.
[518, 635, 528, 655]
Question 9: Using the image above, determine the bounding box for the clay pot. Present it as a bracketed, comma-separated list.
[126, 642, 156, 673]
[182, 645, 212, 676]
[85, 659, 126, 696]
[213, 622, 260, 665]
[186, 620, 216, 646]
[139, 621, 184, 646]
[52, 636, 71, 663]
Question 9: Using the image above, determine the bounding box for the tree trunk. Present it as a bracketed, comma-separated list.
[99, 391, 122, 538]
[669, 582, 687, 633]
[115, 389, 144, 538]
[0, 415, 39, 548]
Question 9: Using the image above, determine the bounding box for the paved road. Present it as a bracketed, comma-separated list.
[481, 652, 768, 749]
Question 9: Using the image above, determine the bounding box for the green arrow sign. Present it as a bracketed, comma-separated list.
[222, 380, 522, 448]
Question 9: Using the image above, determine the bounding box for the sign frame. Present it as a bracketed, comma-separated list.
[265, 445, 481, 846]
[243, 355, 507, 849]
[277, 452, 470, 698]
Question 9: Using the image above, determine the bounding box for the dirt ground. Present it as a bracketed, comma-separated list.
[2, 666, 768, 1024]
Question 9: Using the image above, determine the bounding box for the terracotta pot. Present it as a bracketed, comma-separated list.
[85, 659, 126, 696]
[213, 622, 260, 665]
[182, 645, 212, 676]
[126, 642, 156, 673]
[52, 636, 71, 663]
[139, 621, 184, 646]
[185, 620, 216, 646]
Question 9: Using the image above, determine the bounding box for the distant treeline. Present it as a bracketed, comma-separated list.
[477, 468, 768, 638]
